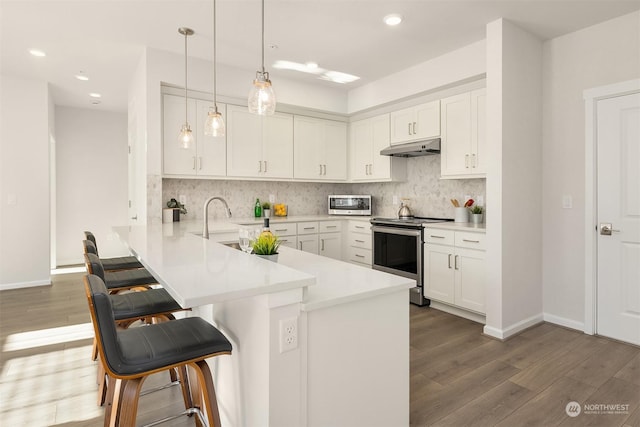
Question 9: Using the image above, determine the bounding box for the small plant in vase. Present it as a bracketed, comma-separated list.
[261, 202, 271, 218]
[469, 205, 484, 224]
[251, 233, 281, 261]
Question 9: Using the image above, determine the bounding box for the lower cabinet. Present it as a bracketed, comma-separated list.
[346, 220, 372, 266]
[424, 228, 486, 314]
[318, 221, 342, 260]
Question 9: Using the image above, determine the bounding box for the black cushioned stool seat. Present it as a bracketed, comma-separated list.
[110, 287, 182, 321]
[83, 239, 143, 271]
[84, 253, 156, 292]
[84, 275, 231, 426]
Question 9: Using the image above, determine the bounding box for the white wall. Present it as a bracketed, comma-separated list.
[55, 107, 129, 265]
[542, 11, 640, 329]
[0, 75, 51, 289]
[485, 19, 544, 339]
[347, 40, 486, 113]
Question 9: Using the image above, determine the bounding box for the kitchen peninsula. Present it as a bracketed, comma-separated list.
[113, 221, 412, 427]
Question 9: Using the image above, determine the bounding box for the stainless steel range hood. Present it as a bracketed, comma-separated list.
[379, 138, 441, 157]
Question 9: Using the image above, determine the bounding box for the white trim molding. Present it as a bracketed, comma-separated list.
[543, 313, 585, 332]
[583, 79, 640, 336]
[0, 279, 51, 291]
[483, 313, 544, 340]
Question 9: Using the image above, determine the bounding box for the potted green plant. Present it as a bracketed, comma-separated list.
[251, 233, 281, 261]
[166, 198, 187, 222]
[261, 201, 271, 218]
[469, 205, 484, 224]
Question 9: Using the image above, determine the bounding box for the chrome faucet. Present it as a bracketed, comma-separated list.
[203, 196, 232, 239]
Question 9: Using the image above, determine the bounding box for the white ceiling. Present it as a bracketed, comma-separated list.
[2, 0, 639, 112]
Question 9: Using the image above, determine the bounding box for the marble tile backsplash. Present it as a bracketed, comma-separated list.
[162, 156, 485, 221]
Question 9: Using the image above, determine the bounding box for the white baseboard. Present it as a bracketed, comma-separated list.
[429, 301, 486, 324]
[483, 313, 544, 340]
[543, 312, 585, 332]
[0, 279, 51, 291]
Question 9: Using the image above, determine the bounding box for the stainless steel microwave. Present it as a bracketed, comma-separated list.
[328, 195, 372, 216]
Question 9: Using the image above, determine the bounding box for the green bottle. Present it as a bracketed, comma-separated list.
[254, 198, 262, 218]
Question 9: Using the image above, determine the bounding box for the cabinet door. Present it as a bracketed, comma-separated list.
[350, 119, 372, 181]
[390, 107, 414, 145]
[319, 232, 342, 260]
[423, 243, 455, 304]
[263, 112, 294, 178]
[323, 120, 347, 180]
[440, 92, 472, 177]
[278, 236, 298, 249]
[370, 114, 392, 180]
[470, 88, 486, 174]
[293, 116, 323, 179]
[298, 234, 319, 254]
[414, 100, 440, 140]
[195, 100, 226, 176]
[226, 105, 264, 177]
[454, 247, 486, 313]
[163, 94, 197, 175]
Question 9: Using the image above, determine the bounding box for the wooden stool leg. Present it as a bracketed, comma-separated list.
[177, 365, 193, 411]
[97, 359, 107, 406]
[189, 360, 222, 427]
[92, 337, 99, 361]
[105, 376, 122, 427]
[115, 377, 146, 427]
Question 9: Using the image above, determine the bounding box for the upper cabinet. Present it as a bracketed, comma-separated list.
[350, 114, 406, 182]
[294, 116, 347, 181]
[440, 88, 486, 179]
[390, 100, 440, 145]
[226, 105, 294, 179]
[163, 94, 226, 177]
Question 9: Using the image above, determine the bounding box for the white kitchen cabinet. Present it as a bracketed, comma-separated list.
[346, 220, 372, 267]
[271, 222, 297, 249]
[350, 114, 407, 182]
[390, 100, 440, 145]
[440, 88, 486, 179]
[227, 105, 293, 179]
[294, 116, 347, 181]
[424, 228, 486, 314]
[318, 221, 342, 260]
[298, 234, 319, 254]
[163, 94, 226, 177]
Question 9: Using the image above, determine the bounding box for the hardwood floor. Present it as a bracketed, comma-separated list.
[1, 272, 638, 426]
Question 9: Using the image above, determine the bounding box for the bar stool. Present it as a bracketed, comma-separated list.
[84, 275, 232, 427]
[84, 253, 156, 293]
[85, 274, 190, 404]
[83, 239, 143, 272]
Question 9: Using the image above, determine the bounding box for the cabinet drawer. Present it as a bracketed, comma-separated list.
[347, 246, 371, 265]
[297, 221, 319, 235]
[349, 232, 372, 249]
[455, 232, 486, 250]
[270, 222, 297, 237]
[278, 236, 297, 248]
[319, 221, 342, 233]
[424, 229, 454, 245]
[348, 220, 370, 234]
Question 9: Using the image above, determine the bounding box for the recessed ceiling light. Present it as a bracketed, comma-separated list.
[29, 49, 46, 57]
[89, 93, 101, 98]
[305, 62, 319, 70]
[75, 73, 89, 81]
[319, 70, 360, 84]
[383, 14, 403, 26]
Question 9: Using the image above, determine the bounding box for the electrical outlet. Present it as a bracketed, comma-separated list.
[269, 194, 276, 204]
[279, 317, 298, 353]
[179, 195, 187, 206]
[477, 195, 484, 206]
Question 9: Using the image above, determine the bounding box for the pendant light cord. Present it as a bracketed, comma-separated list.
[184, 30, 188, 123]
[213, 0, 217, 107]
[261, 0, 265, 74]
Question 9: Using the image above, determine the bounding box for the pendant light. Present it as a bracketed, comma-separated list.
[178, 27, 195, 149]
[204, 0, 225, 136]
[248, 0, 276, 115]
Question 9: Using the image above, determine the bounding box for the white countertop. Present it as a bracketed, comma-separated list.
[114, 219, 411, 311]
[232, 214, 372, 225]
[423, 222, 486, 232]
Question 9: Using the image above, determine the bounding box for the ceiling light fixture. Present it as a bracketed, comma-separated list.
[75, 73, 89, 81]
[248, 0, 276, 115]
[178, 27, 195, 149]
[305, 62, 319, 70]
[383, 14, 403, 26]
[204, 0, 225, 137]
[273, 60, 360, 84]
[89, 93, 101, 98]
[29, 49, 46, 57]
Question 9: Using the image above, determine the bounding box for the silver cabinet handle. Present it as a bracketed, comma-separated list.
[258, 161, 263, 173]
[303, 227, 315, 230]
[264, 160, 268, 173]
[274, 228, 288, 232]
[471, 153, 476, 168]
[280, 239, 289, 242]
[131, 215, 138, 220]
[326, 225, 337, 229]
[193, 156, 197, 170]
[323, 164, 327, 175]
[408, 123, 411, 136]
[198, 156, 202, 170]
[298, 241, 302, 250]
[462, 239, 480, 243]
[319, 164, 322, 175]
[355, 254, 365, 258]
[454, 255, 459, 270]
[448, 254, 452, 269]
[429, 235, 445, 239]
[412, 122, 417, 135]
[355, 239, 365, 243]
[355, 225, 365, 229]
[465, 154, 470, 168]
[321, 239, 325, 251]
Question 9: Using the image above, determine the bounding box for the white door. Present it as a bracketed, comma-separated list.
[597, 92, 640, 345]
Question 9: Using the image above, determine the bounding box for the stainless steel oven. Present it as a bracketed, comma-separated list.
[371, 217, 453, 306]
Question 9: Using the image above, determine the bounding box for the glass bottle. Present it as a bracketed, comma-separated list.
[254, 198, 262, 218]
[261, 218, 273, 236]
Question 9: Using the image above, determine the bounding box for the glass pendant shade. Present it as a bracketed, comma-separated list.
[179, 123, 194, 149]
[248, 71, 276, 115]
[204, 107, 225, 137]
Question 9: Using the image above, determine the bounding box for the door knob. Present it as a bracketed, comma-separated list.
[600, 223, 620, 235]
[131, 215, 138, 221]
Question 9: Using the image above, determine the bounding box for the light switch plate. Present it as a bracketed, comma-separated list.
[562, 195, 572, 209]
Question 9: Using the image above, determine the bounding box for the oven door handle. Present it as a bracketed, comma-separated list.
[371, 225, 422, 237]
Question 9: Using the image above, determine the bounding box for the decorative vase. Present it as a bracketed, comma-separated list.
[454, 207, 469, 223]
[256, 253, 278, 262]
[471, 213, 484, 224]
[263, 208, 271, 218]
